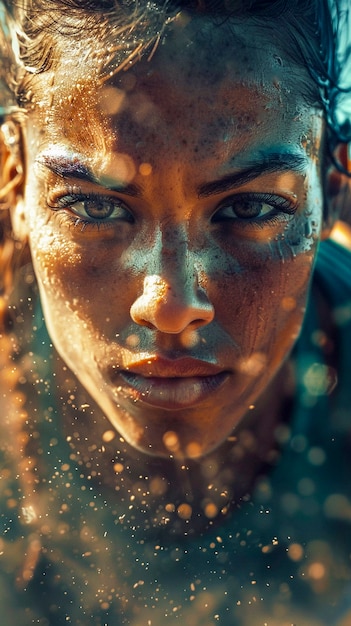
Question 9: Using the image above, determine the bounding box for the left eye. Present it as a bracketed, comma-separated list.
[212, 193, 297, 222]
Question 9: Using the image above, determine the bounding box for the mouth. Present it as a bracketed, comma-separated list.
[109, 357, 230, 410]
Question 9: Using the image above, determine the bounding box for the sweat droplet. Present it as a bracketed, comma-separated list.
[304, 221, 313, 238]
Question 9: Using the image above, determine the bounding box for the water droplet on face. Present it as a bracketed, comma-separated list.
[304, 220, 313, 238]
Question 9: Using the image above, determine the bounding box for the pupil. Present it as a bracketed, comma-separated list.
[86, 200, 111, 219]
[236, 200, 261, 218]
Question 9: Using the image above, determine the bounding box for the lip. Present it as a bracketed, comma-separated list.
[110, 357, 230, 410]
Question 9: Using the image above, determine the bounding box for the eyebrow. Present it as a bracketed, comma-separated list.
[36, 153, 142, 197]
[197, 152, 309, 198]
[36, 149, 308, 199]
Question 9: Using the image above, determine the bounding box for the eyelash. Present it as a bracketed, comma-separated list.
[212, 192, 298, 227]
[47, 190, 134, 230]
[47, 189, 298, 235]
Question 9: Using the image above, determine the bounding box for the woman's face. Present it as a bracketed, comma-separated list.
[18, 16, 325, 458]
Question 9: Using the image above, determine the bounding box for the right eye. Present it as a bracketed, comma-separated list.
[49, 193, 134, 224]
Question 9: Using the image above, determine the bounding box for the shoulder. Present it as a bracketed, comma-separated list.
[314, 232, 351, 309]
[301, 229, 351, 431]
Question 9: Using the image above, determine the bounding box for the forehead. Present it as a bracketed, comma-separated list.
[30, 15, 322, 174]
[143, 17, 306, 88]
[50, 15, 313, 96]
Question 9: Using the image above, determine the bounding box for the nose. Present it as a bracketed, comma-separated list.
[130, 232, 214, 334]
[130, 275, 214, 333]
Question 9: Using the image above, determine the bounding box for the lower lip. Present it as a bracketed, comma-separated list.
[117, 371, 229, 410]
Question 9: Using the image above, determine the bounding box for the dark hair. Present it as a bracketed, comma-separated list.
[0, 1, 349, 593]
[0, 0, 350, 147]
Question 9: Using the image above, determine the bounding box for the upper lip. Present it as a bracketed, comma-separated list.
[120, 357, 227, 378]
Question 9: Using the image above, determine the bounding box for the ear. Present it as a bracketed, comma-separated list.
[322, 142, 351, 240]
[0, 119, 28, 241]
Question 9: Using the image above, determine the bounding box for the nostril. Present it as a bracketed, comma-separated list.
[139, 319, 156, 330]
[190, 318, 210, 329]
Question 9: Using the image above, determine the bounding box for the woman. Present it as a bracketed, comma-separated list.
[0, 0, 351, 624]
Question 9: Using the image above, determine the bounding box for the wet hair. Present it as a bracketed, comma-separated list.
[0, 0, 350, 143]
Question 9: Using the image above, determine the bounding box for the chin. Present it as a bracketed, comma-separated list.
[124, 424, 228, 460]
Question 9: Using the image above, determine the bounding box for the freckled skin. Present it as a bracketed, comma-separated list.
[18, 17, 325, 460]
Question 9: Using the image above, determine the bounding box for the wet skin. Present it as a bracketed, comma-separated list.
[16, 17, 325, 460]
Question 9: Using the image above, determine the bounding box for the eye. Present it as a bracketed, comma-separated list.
[49, 193, 134, 224]
[212, 192, 298, 223]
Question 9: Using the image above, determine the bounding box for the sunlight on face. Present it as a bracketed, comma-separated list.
[19, 15, 324, 458]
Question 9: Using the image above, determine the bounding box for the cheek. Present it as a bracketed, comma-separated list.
[208, 236, 316, 355]
[29, 224, 136, 339]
